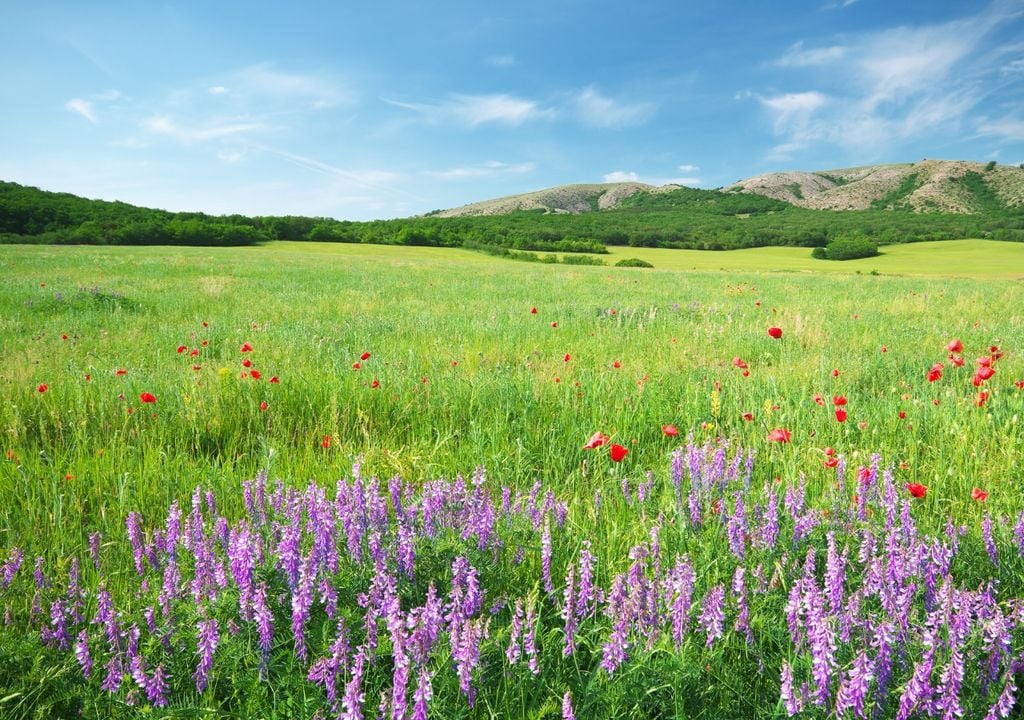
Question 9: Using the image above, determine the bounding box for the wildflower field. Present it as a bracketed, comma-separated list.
[1, 240, 1023, 719]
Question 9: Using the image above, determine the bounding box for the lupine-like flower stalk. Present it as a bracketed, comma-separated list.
[74, 629, 92, 678]
[193, 618, 219, 693]
[698, 584, 725, 648]
[834, 651, 872, 720]
[562, 691, 577, 720]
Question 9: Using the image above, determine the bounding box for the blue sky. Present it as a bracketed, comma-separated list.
[2, 1, 1022, 220]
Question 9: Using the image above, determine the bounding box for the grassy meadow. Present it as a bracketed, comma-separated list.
[1, 240, 1023, 718]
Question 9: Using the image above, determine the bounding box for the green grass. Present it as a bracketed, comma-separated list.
[0, 240, 1022, 718]
[600, 239, 1024, 278]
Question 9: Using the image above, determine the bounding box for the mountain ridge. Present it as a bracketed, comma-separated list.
[432, 160, 1024, 217]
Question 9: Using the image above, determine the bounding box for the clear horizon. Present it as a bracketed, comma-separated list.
[2, 1, 1022, 220]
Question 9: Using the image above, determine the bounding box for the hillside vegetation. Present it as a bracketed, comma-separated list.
[2, 159, 1024, 254]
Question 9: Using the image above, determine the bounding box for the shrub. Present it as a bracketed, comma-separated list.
[815, 236, 880, 261]
[615, 257, 654, 268]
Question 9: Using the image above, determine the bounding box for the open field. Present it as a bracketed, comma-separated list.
[1, 241, 1023, 718]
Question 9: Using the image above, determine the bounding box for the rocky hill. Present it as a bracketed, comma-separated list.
[430, 160, 1024, 218]
[428, 182, 661, 217]
[725, 159, 1024, 214]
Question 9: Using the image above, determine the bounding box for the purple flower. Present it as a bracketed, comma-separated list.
[524, 596, 539, 675]
[74, 629, 92, 679]
[803, 580, 835, 708]
[563, 690, 577, 720]
[668, 555, 695, 649]
[732, 566, 751, 643]
[600, 612, 630, 675]
[834, 651, 872, 720]
[697, 584, 725, 649]
[126, 512, 145, 576]
[1, 547, 23, 589]
[542, 518, 554, 596]
[101, 654, 123, 693]
[341, 645, 367, 720]
[292, 553, 316, 662]
[895, 634, 936, 720]
[726, 492, 747, 559]
[145, 664, 170, 708]
[253, 581, 273, 680]
[411, 667, 432, 720]
[193, 618, 219, 693]
[453, 617, 488, 706]
[984, 673, 1018, 720]
[88, 533, 102, 571]
[575, 541, 597, 619]
[33, 556, 47, 588]
[781, 662, 802, 716]
[983, 512, 998, 566]
[825, 532, 847, 616]
[506, 598, 523, 665]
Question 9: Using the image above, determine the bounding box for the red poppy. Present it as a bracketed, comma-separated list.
[945, 339, 963, 353]
[360, 351, 371, 361]
[176, 345, 187, 354]
[881, 345, 888, 353]
[240, 342, 253, 353]
[269, 376, 279, 383]
[927, 363, 944, 382]
[767, 327, 783, 339]
[564, 354, 571, 362]
[242, 359, 252, 368]
[451, 360, 458, 367]
[192, 364, 202, 371]
[742, 370, 750, 377]
[84, 374, 91, 382]
[824, 457, 839, 468]
[609, 443, 629, 462]
[201, 340, 209, 346]
[949, 355, 964, 367]
[898, 410, 907, 419]
[370, 379, 380, 389]
[975, 391, 989, 407]
[767, 428, 791, 443]
[582, 432, 609, 450]
[551, 322, 558, 328]
[976, 355, 993, 368]
[250, 370, 261, 380]
[733, 357, 748, 369]
[975, 366, 995, 381]
[202, 321, 209, 328]
[612, 360, 621, 369]
[906, 483, 927, 499]
[115, 369, 127, 376]
[742, 412, 754, 422]
[662, 424, 679, 437]
[190, 349, 200, 357]
[322, 435, 330, 449]
[530, 307, 538, 314]
[1015, 380, 1024, 389]
[37, 383, 48, 393]
[64, 474, 72, 481]
[835, 409, 847, 423]
[824, 447, 835, 456]
[972, 487, 988, 502]
[139, 392, 157, 404]
[833, 395, 847, 406]
[259, 401, 268, 412]
[352, 362, 361, 370]
[814, 394, 825, 406]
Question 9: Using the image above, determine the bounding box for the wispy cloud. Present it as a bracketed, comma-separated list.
[602, 170, 701, 186]
[142, 115, 263, 143]
[484, 54, 516, 67]
[233, 63, 353, 108]
[256, 145, 417, 200]
[385, 93, 549, 127]
[753, 2, 1024, 160]
[208, 85, 229, 95]
[573, 87, 656, 128]
[65, 98, 97, 123]
[775, 42, 846, 68]
[977, 116, 1024, 141]
[424, 160, 536, 180]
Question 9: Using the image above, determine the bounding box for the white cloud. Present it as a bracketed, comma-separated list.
[1001, 58, 1024, 75]
[759, 92, 828, 133]
[424, 160, 536, 180]
[678, 164, 700, 173]
[386, 93, 549, 127]
[451, 93, 544, 126]
[602, 170, 701, 187]
[573, 87, 655, 128]
[232, 63, 354, 108]
[776, 42, 847, 68]
[602, 171, 641, 183]
[142, 115, 263, 143]
[66, 98, 97, 123]
[484, 55, 516, 67]
[977, 117, 1024, 141]
[256, 145, 414, 199]
[208, 85, 229, 95]
[752, 3, 1023, 159]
